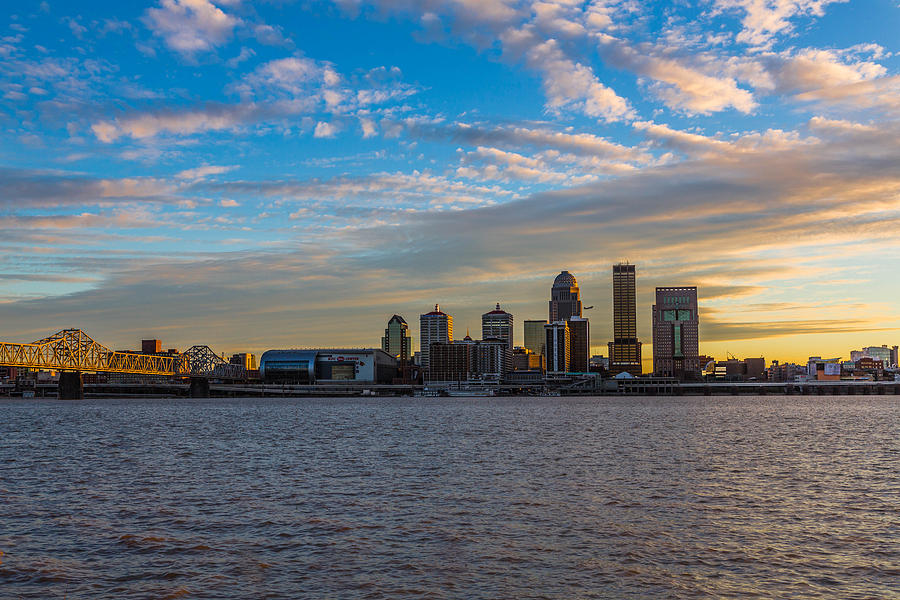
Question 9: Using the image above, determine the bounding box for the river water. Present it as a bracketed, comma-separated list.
[1, 396, 897, 599]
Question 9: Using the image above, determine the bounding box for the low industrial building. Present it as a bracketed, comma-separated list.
[259, 349, 398, 384]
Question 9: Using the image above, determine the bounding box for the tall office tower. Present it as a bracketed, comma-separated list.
[652, 287, 700, 380]
[549, 271, 582, 322]
[608, 263, 643, 375]
[566, 316, 590, 373]
[419, 304, 452, 374]
[482, 303, 514, 350]
[544, 321, 570, 373]
[523, 320, 548, 357]
[382, 314, 412, 361]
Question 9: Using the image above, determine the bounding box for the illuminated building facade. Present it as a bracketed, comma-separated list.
[382, 314, 412, 361]
[549, 271, 582, 322]
[652, 287, 700, 380]
[523, 320, 547, 357]
[420, 304, 453, 374]
[608, 263, 642, 376]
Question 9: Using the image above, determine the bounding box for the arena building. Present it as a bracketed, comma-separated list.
[259, 349, 398, 384]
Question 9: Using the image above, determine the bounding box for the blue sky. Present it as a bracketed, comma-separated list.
[3, 0, 900, 364]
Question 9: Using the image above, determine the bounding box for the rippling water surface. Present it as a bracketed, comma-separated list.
[1, 396, 898, 598]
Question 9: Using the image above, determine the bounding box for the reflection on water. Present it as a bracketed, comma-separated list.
[1, 396, 898, 598]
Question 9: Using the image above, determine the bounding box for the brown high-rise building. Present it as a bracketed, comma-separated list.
[608, 263, 642, 375]
[566, 316, 590, 373]
[652, 286, 700, 380]
[549, 271, 582, 322]
[428, 341, 473, 382]
[142, 339, 162, 354]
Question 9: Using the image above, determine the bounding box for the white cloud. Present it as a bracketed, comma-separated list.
[793, 75, 900, 114]
[0, 168, 181, 208]
[253, 23, 289, 46]
[206, 170, 515, 210]
[176, 165, 235, 180]
[92, 104, 256, 141]
[226, 46, 255, 68]
[240, 56, 339, 97]
[360, 117, 377, 138]
[712, 0, 847, 46]
[519, 36, 633, 121]
[762, 48, 886, 93]
[314, 121, 338, 138]
[404, 120, 651, 163]
[594, 34, 757, 114]
[90, 53, 415, 142]
[144, 0, 240, 55]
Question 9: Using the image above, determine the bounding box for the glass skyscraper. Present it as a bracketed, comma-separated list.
[382, 314, 411, 361]
[523, 320, 548, 357]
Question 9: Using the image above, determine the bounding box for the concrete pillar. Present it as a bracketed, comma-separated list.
[189, 377, 210, 398]
[58, 371, 83, 400]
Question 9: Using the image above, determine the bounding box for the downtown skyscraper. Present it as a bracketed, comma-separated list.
[419, 305, 452, 373]
[549, 271, 582, 322]
[608, 263, 642, 375]
[652, 287, 700, 380]
[548, 271, 589, 373]
[382, 314, 411, 361]
[523, 320, 548, 357]
[482, 303, 514, 351]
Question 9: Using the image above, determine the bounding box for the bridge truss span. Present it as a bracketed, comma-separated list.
[0, 329, 184, 376]
[182, 345, 247, 379]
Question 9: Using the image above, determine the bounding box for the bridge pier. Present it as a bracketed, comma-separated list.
[189, 377, 210, 398]
[58, 371, 83, 400]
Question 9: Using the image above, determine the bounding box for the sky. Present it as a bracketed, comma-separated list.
[2, 0, 900, 366]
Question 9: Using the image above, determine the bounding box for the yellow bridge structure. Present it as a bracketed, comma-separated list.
[0, 329, 247, 398]
[0, 329, 183, 376]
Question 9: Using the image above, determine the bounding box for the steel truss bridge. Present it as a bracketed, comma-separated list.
[0, 329, 246, 379]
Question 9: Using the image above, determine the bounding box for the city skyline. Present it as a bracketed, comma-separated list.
[2, 1, 900, 363]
